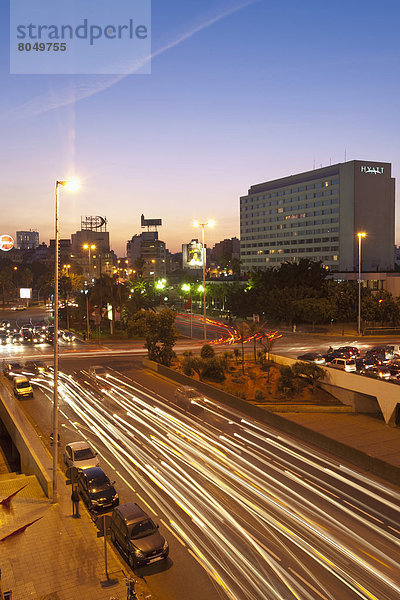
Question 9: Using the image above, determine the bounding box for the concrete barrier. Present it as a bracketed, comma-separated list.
[143, 358, 400, 485]
[0, 380, 52, 498]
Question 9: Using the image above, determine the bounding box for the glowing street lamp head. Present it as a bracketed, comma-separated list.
[193, 220, 199, 228]
[181, 283, 190, 292]
[357, 232, 366, 239]
[208, 219, 215, 228]
[59, 180, 79, 191]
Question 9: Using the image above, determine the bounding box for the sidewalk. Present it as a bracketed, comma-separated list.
[281, 411, 400, 472]
[0, 473, 152, 600]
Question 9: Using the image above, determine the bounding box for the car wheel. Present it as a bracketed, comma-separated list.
[128, 553, 136, 569]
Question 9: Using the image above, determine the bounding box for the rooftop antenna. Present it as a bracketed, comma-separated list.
[344, 148, 347, 162]
[313, 159, 316, 169]
[329, 157, 332, 165]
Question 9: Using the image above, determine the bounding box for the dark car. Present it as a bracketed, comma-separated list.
[2, 360, 23, 378]
[23, 360, 47, 376]
[336, 346, 359, 357]
[0, 332, 9, 345]
[77, 467, 119, 512]
[359, 366, 390, 380]
[296, 352, 325, 364]
[110, 502, 169, 569]
[365, 348, 390, 363]
[388, 359, 400, 375]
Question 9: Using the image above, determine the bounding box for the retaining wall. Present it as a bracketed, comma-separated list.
[0, 380, 52, 497]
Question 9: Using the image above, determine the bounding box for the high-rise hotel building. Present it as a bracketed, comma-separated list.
[240, 160, 395, 272]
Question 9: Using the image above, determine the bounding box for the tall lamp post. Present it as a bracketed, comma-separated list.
[53, 180, 78, 504]
[83, 243, 96, 279]
[357, 232, 366, 336]
[194, 220, 214, 342]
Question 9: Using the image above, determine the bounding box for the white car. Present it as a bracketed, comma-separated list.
[64, 441, 99, 470]
[329, 357, 356, 372]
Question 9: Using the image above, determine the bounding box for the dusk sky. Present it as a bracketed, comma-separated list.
[1, 0, 399, 256]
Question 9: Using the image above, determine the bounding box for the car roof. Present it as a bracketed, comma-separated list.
[81, 466, 105, 476]
[90, 365, 106, 370]
[14, 375, 29, 382]
[115, 502, 147, 523]
[68, 441, 92, 451]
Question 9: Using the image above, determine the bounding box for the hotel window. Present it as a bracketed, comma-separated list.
[324, 180, 329, 187]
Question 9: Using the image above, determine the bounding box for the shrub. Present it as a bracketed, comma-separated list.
[201, 357, 225, 382]
[292, 361, 325, 393]
[254, 389, 265, 401]
[200, 344, 215, 359]
[182, 356, 194, 376]
[236, 390, 246, 400]
[276, 365, 298, 396]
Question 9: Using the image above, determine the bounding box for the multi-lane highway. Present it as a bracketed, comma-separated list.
[2, 308, 400, 599]
[3, 351, 398, 600]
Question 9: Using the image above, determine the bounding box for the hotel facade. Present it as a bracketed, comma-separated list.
[240, 160, 395, 272]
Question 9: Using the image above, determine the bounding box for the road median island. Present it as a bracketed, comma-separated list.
[0, 379, 52, 497]
[143, 358, 400, 486]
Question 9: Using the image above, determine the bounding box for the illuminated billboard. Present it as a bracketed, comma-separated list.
[182, 239, 203, 269]
[0, 234, 14, 251]
[20, 288, 32, 299]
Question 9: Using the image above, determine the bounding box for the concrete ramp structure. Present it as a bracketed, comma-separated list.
[271, 353, 400, 426]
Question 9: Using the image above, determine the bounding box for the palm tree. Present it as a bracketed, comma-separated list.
[91, 274, 127, 335]
[0, 266, 14, 307]
[247, 319, 268, 362]
[232, 320, 250, 374]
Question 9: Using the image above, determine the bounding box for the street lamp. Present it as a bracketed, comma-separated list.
[357, 232, 366, 336]
[83, 243, 96, 278]
[193, 220, 214, 342]
[53, 179, 79, 504]
[63, 264, 71, 276]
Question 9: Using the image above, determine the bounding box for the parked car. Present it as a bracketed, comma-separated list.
[76, 466, 118, 512]
[296, 353, 326, 364]
[329, 357, 356, 372]
[3, 360, 23, 378]
[110, 502, 169, 569]
[64, 441, 99, 470]
[13, 375, 33, 398]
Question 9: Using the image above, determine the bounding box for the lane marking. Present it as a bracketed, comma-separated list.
[136, 493, 158, 516]
[159, 519, 186, 547]
[342, 500, 384, 523]
[288, 568, 329, 600]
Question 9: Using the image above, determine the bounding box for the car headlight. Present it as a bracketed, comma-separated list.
[91, 499, 99, 505]
[113, 493, 119, 500]
[134, 548, 145, 558]
[162, 540, 169, 552]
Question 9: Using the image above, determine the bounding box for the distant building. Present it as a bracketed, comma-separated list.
[240, 160, 395, 272]
[212, 237, 240, 263]
[182, 239, 204, 270]
[16, 230, 39, 250]
[126, 231, 166, 280]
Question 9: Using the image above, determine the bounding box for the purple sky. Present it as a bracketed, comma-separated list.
[1, 0, 399, 256]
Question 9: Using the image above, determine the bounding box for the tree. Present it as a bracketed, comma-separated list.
[232, 320, 249, 374]
[91, 274, 128, 335]
[128, 308, 177, 366]
[292, 361, 325, 393]
[247, 319, 268, 362]
[260, 331, 282, 382]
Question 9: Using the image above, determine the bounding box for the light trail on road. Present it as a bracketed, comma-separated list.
[32, 369, 400, 600]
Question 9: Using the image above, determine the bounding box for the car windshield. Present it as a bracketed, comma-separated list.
[88, 473, 109, 486]
[93, 368, 106, 375]
[10, 363, 22, 369]
[74, 448, 95, 460]
[130, 519, 157, 539]
[17, 381, 31, 388]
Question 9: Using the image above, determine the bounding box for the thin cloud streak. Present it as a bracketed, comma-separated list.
[7, 0, 259, 120]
